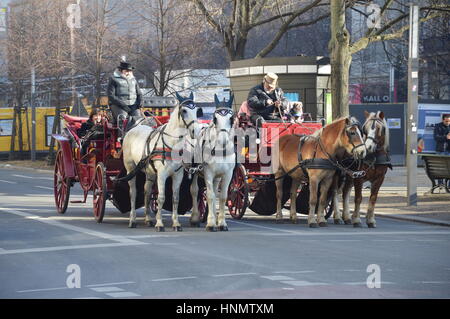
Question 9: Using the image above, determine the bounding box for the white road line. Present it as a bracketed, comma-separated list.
[0, 180, 17, 184]
[342, 269, 362, 272]
[273, 270, 316, 274]
[86, 282, 135, 288]
[106, 291, 141, 298]
[342, 282, 396, 286]
[151, 276, 197, 282]
[0, 208, 142, 245]
[0, 242, 149, 255]
[414, 281, 450, 284]
[212, 273, 257, 277]
[17, 287, 68, 293]
[371, 239, 406, 242]
[280, 281, 329, 287]
[12, 174, 34, 179]
[90, 287, 124, 293]
[261, 275, 295, 281]
[34, 186, 53, 190]
[329, 240, 361, 242]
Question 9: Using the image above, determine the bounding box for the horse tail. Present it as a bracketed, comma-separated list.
[114, 158, 148, 183]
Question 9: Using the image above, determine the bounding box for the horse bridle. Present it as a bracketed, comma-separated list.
[213, 108, 234, 133]
[178, 99, 198, 135]
[345, 121, 366, 155]
[364, 118, 385, 146]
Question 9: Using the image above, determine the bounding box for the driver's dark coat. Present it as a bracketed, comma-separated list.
[247, 83, 289, 117]
[107, 70, 142, 113]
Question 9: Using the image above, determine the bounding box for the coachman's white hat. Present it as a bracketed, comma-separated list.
[263, 72, 278, 88]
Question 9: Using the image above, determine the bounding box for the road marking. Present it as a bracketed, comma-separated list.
[151, 276, 197, 282]
[12, 174, 34, 179]
[273, 270, 316, 274]
[11, 174, 52, 181]
[329, 239, 361, 242]
[34, 186, 54, 190]
[86, 282, 135, 288]
[280, 281, 329, 287]
[414, 281, 450, 284]
[212, 273, 257, 277]
[371, 239, 406, 242]
[261, 275, 295, 281]
[342, 269, 362, 272]
[0, 180, 17, 184]
[106, 291, 141, 298]
[0, 242, 149, 255]
[342, 281, 396, 286]
[0, 208, 143, 245]
[17, 286, 68, 293]
[91, 287, 124, 293]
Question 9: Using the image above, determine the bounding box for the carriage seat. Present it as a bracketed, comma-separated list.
[62, 114, 88, 134]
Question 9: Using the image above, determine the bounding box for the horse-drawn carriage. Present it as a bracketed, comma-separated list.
[52, 94, 387, 229]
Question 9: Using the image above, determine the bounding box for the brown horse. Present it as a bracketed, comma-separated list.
[341, 111, 391, 228]
[273, 117, 367, 227]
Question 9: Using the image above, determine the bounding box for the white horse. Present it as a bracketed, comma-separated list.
[189, 94, 236, 231]
[122, 92, 202, 230]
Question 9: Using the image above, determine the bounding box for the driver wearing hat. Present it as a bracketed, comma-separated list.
[107, 61, 143, 127]
[247, 72, 289, 126]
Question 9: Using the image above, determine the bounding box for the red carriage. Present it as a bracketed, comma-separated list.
[225, 105, 334, 220]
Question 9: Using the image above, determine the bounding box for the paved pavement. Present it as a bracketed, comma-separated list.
[0, 163, 449, 299]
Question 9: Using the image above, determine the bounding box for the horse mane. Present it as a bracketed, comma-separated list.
[311, 117, 347, 138]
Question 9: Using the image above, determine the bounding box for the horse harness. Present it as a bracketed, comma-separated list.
[279, 122, 367, 181]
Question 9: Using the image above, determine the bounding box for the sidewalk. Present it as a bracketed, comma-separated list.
[357, 166, 450, 226]
[1, 160, 449, 226]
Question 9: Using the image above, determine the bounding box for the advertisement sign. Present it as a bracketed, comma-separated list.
[0, 119, 12, 136]
[417, 103, 450, 153]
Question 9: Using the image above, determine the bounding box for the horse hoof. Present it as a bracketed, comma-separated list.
[275, 219, 283, 224]
[319, 222, 328, 227]
[309, 223, 318, 228]
[344, 219, 352, 225]
[367, 223, 376, 228]
[206, 226, 217, 232]
[353, 223, 362, 228]
[156, 226, 165, 232]
[219, 226, 228, 231]
[190, 222, 200, 228]
[290, 219, 298, 224]
[334, 219, 344, 225]
[173, 226, 183, 232]
[128, 222, 137, 228]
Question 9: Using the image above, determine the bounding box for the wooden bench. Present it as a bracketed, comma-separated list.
[419, 153, 450, 193]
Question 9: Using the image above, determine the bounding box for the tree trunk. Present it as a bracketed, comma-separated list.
[329, 0, 351, 119]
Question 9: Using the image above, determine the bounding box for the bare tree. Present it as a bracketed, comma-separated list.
[191, 0, 331, 61]
[128, 0, 222, 96]
[330, 0, 450, 117]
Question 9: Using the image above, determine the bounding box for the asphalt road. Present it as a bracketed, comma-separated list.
[0, 166, 449, 299]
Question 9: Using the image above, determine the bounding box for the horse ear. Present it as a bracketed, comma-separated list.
[214, 94, 220, 107]
[175, 92, 182, 102]
[189, 92, 194, 101]
[378, 111, 385, 120]
[345, 117, 350, 125]
[364, 110, 370, 118]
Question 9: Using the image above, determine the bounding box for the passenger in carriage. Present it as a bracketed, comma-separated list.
[107, 61, 143, 131]
[247, 72, 289, 126]
[78, 109, 103, 162]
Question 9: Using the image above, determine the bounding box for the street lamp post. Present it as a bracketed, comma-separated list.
[406, 4, 419, 206]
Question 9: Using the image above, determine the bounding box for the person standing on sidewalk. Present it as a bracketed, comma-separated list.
[433, 113, 450, 188]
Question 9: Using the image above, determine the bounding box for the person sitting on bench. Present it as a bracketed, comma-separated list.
[77, 109, 103, 161]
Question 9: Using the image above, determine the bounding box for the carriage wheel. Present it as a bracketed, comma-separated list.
[198, 186, 208, 223]
[227, 164, 249, 220]
[54, 150, 71, 214]
[92, 162, 107, 223]
[149, 184, 158, 215]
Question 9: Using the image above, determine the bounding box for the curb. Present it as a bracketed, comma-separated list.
[376, 212, 450, 227]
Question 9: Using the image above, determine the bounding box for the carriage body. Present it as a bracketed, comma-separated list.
[52, 112, 169, 222]
[226, 114, 324, 220]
